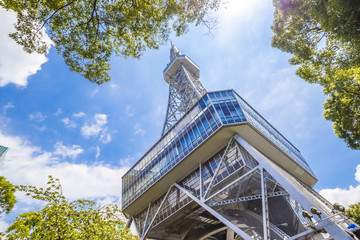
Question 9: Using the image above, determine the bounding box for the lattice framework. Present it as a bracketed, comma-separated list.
[132, 135, 356, 240]
[162, 60, 206, 135]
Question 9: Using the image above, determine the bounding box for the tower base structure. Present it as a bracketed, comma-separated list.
[131, 135, 358, 240]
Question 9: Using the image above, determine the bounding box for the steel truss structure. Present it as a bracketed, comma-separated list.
[161, 48, 207, 135]
[133, 135, 357, 240]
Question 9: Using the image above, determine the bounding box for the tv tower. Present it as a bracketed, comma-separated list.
[122, 46, 359, 240]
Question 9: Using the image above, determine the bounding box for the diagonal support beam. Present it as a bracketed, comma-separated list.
[203, 137, 235, 199]
[140, 186, 174, 240]
[175, 183, 254, 240]
[205, 166, 260, 203]
[141, 202, 152, 237]
[234, 134, 353, 240]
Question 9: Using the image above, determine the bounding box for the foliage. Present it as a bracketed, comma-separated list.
[4, 176, 138, 240]
[0, 176, 16, 215]
[347, 202, 360, 226]
[271, 0, 360, 149]
[0, 0, 220, 84]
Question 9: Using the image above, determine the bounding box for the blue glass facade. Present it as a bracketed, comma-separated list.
[0, 145, 7, 155]
[122, 90, 314, 209]
[0, 145, 8, 166]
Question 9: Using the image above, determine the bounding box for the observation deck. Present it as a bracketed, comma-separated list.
[121, 90, 316, 217]
[163, 54, 200, 83]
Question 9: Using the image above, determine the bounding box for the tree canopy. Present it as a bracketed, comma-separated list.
[0, 176, 16, 215]
[271, 0, 360, 149]
[347, 202, 360, 226]
[3, 176, 138, 240]
[0, 0, 220, 84]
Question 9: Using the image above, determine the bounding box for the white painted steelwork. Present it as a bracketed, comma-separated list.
[162, 45, 207, 135]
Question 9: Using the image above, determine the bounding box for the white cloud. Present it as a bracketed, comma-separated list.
[62, 113, 112, 143]
[108, 83, 118, 89]
[95, 146, 100, 159]
[37, 125, 47, 132]
[216, 0, 269, 45]
[29, 112, 47, 122]
[99, 129, 112, 144]
[356, 165, 360, 182]
[0, 218, 8, 233]
[0, 9, 49, 87]
[125, 105, 134, 117]
[97, 196, 121, 207]
[259, 76, 305, 113]
[73, 112, 86, 118]
[62, 117, 77, 128]
[81, 114, 111, 143]
[90, 88, 99, 97]
[62, 117, 70, 124]
[0, 130, 128, 203]
[53, 141, 84, 159]
[54, 108, 63, 116]
[239, 65, 318, 140]
[134, 123, 145, 137]
[320, 165, 360, 208]
[119, 155, 135, 167]
[3, 102, 14, 110]
[81, 114, 107, 138]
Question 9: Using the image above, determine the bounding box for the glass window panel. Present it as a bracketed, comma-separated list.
[215, 105, 226, 123]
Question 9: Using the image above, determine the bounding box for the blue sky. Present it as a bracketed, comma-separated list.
[0, 0, 359, 231]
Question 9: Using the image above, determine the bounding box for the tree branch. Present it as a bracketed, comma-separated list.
[316, 32, 326, 44]
[37, 1, 75, 33]
[65, 0, 98, 33]
[87, 0, 98, 26]
[342, 86, 360, 96]
[92, 10, 101, 48]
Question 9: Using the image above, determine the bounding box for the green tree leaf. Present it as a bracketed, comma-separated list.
[4, 176, 138, 240]
[0, 176, 16, 215]
[347, 203, 360, 226]
[0, 0, 220, 85]
[271, 0, 360, 149]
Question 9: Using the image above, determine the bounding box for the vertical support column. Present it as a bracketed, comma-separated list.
[226, 228, 235, 240]
[132, 216, 139, 235]
[126, 217, 133, 229]
[199, 162, 203, 200]
[260, 167, 270, 240]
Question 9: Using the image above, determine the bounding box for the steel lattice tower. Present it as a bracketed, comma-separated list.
[121, 47, 360, 240]
[161, 45, 207, 135]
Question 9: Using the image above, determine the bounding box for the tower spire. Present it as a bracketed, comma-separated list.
[170, 44, 181, 61]
[161, 46, 207, 135]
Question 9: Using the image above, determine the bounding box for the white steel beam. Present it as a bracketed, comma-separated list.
[234, 134, 353, 240]
[175, 183, 254, 240]
[260, 167, 270, 240]
[203, 137, 235, 199]
[141, 186, 174, 240]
